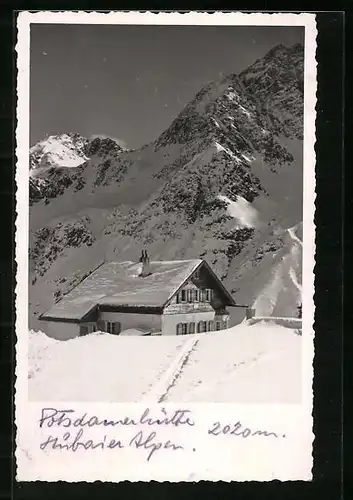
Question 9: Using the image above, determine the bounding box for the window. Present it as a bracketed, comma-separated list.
[189, 322, 195, 334]
[208, 320, 214, 332]
[176, 323, 189, 335]
[222, 319, 228, 330]
[106, 321, 121, 335]
[200, 290, 207, 302]
[197, 321, 207, 333]
[215, 321, 221, 331]
[176, 290, 200, 303]
[194, 269, 201, 280]
[206, 289, 212, 302]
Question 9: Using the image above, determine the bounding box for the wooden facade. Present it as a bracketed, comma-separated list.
[160, 269, 230, 335]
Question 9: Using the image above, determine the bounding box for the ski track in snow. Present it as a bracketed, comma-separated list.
[141, 336, 199, 403]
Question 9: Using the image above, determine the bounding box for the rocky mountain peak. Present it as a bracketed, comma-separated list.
[29, 132, 89, 171]
[30, 133, 126, 172]
[29, 43, 304, 328]
[154, 43, 303, 152]
[85, 136, 125, 157]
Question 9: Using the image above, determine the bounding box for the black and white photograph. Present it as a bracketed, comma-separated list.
[15, 11, 317, 482]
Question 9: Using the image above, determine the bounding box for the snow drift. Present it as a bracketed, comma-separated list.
[29, 322, 301, 403]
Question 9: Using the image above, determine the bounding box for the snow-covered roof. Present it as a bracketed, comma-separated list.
[41, 259, 204, 321]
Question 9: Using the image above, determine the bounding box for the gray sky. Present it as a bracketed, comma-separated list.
[30, 24, 304, 148]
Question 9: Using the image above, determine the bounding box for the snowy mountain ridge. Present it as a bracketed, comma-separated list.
[28, 43, 304, 330]
[30, 133, 90, 172]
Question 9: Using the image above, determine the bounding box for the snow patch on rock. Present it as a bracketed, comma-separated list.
[238, 104, 251, 118]
[211, 117, 220, 128]
[218, 194, 259, 228]
[241, 153, 252, 163]
[30, 133, 89, 171]
[214, 141, 241, 162]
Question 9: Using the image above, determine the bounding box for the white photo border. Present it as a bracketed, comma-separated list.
[15, 11, 317, 483]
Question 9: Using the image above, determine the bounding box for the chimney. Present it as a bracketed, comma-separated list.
[139, 249, 151, 277]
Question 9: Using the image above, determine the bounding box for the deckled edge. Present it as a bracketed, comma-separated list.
[14, 10, 318, 483]
[16, 10, 315, 25]
[15, 10, 30, 481]
[305, 13, 318, 483]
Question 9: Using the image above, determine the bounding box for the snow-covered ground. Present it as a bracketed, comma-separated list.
[28, 321, 301, 403]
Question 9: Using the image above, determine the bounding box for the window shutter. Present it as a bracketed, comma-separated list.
[106, 321, 122, 334]
[198, 321, 206, 333]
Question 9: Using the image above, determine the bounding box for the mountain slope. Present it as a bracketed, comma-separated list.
[28, 44, 304, 330]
